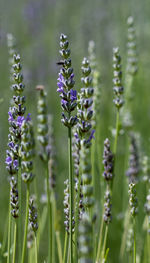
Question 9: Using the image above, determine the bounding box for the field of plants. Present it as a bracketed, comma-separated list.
[0, 0, 150, 262]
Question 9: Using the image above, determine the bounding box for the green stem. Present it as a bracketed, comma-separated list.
[7, 189, 11, 263]
[133, 218, 136, 263]
[12, 221, 17, 263]
[37, 205, 47, 250]
[21, 183, 30, 263]
[63, 232, 68, 263]
[46, 162, 52, 263]
[102, 225, 108, 261]
[147, 216, 150, 263]
[1, 213, 8, 262]
[18, 158, 22, 262]
[96, 208, 105, 262]
[56, 232, 63, 263]
[68, 127, 74, 263]
[74, 171, 82, 262]
[35, 234, 38, 263]
[113, 109, 120, 156]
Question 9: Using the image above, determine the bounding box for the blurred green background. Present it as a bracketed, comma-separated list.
[0, 0, 150, 261]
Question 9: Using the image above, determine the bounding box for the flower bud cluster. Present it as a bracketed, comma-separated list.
[103, 138, 114, 181]
[88, 40, 101, 129]
[57, 34, 77, 128]
[126, 16, 138, 76]
[103, 189, 112, 224]
[21, 120, 35, 183]
[10, 176, 19, 218]
[29, 198, 38, 233]
[78, 212, 93, 263]
[7, 33, 16, 84]
[6, 53, 28, 176]
[27, 226, 34, 249]
[80, 142, 94, 208]
[63, 179, 75, 233]
[113, 47, 124, 109]
[128, 183, 138, 217]
[37, 85, 50, 162]
[78, 57, 94, 145]
[126, 133, 140, 183]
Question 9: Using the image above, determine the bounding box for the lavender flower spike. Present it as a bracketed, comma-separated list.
[57, 34, 77, 128]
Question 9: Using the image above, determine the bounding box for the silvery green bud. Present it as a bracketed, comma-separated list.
[113, 47, 124, 109]
[128, 183, 138, 217]
[103, 189, 112, 224]
[29, 198, 38, 233]
[10, 177, 19, 218]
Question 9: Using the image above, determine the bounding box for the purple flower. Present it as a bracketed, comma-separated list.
[74, 132, 79, 139]
[61, 99, 68, 107]
[13, 159, 19, 168]
[87, 129, 95, 142]
[17, 116, 25, 127]
[8, 112, 14, 122]
[5, 156, 12, 165]
[57, 73, 65, 93]
[26, 113, 31, 121]
[70, 89, 77, 102]
[8, 142, 15, 149]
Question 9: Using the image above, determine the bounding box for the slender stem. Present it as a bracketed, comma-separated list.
[1, 213, 8, 261]
[37, 205, 47, 250]
[21, 183, 30, 263]
[18, 158, 22, 262]
[113, 109, 120, 156]
[46, 162, 52, 263]
[7, 189, 11, 263]
[56, 232, 63, 263]
[68, 127, 74, 263]
[35, 233, 38, 263]
[63, 232, 68, 263]
[12, 221, 17, 263]
[147, 216, 150, 263]
[96, 208, 105, 262]
[120, 209, 130, 260]
[133, 218, 136, 263]
[74, 171, 82, 262]
[102, 225, 108, 261]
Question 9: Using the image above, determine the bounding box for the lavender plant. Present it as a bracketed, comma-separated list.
[128, 183, 138, 263]
[57, 33, 77, 262]
[113, 47, 124, 155]
[36, 85, 53, 263]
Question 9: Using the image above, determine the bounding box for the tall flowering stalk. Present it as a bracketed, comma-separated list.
[57, 33, 77, 263]
[97, 139, 114, 262]
[113, 47, 124, 156]
[29, 198, 38, 263]
[21, 118, 35, 263]
[6, 52, 27, 263]
[126, 133, 140, 183]
[128, 183, 138, 263]
[88, 40, 101, 203]
[74, 57, 95, 261]
[36, 85, 53, 263]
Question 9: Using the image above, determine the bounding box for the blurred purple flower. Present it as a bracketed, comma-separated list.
[70, 89, 77, 102]
[5, 156, 12, 165]
[87, 129, 95, 142]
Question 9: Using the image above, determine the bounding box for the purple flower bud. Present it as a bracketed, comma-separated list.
[5, 156, 12, 165]
[70, 89, 77, 102]
[8, 112, 14, 122]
